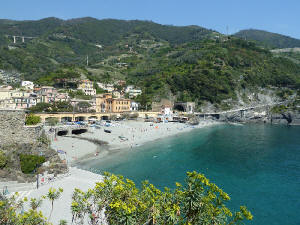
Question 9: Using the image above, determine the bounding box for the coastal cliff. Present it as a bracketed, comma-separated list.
[218, 105, 300, 125]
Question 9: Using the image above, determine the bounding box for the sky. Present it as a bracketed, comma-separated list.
[1, 0, 300, 39]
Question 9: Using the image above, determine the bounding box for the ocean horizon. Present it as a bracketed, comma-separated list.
[79, 123, 300, 225]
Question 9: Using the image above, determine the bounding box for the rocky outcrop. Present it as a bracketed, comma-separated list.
[0, 109, 67, 182]
[218, 106, 300, 125]
[219, 108, 268, 123]
[0, 109, 43, 147]
[270, 111, 300, 125]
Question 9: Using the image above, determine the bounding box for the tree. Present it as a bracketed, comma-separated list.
[46, 188, 63, 221]
[46, 117, 59, 126]
[25, 114, 41, 125]
[28, 103, 52, 113]
[76, 101, 92, 112]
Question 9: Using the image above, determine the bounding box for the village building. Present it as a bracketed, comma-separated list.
[95, 93, 131, 113]
[152, 98, 174, 115]
[112, 90, 121, 98]
[125, 85, 142, 98]
[97, 82, 115, 92]
[131, 101, 139, 111]
[0, 88, 36, 109]
[21, 81, 34, 90]
[78, 80, 96, 96]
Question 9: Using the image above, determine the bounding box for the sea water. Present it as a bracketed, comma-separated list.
[81, 124, 300, 225]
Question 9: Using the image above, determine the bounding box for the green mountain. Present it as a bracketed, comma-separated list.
[0, 17, 218, 80]
[0, 17, 215, 45]
[234, 29, 300, 49]
[0, 17, 299, 108]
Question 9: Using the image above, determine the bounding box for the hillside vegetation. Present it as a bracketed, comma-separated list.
[0, 17, 300, 108]
[234, 29, 300, 49]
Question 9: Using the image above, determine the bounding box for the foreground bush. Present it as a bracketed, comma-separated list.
[19, 154, 46, 174]
[71, 171, 252, 224]
[0, 172, 252, 224]
[25, 114, 41, 125]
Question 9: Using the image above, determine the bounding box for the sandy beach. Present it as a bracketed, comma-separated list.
[13, 120, 220, 224]
[50, 119, 219, 165]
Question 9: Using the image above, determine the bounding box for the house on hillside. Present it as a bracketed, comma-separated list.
[21, 81, 34, 90]
[78, 80, 96, 96]
[125, 85, 142, 98]
[97, 82, 115, 92]
[95, 93, 131, 113]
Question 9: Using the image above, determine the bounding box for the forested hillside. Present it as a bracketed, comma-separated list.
[0, 17, 300, 108]
[234, 29, 300, 49]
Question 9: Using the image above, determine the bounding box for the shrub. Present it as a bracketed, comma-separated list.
[0, 150, 7, 168]
[19, 154, 46, 174]
[0, 172, 252, 224]
[46, 117, 59, 126]
[71, 171, 253, 224]
[25, 114, 41, 125]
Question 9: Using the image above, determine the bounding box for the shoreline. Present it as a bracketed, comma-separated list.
[50, 119, 222, 166]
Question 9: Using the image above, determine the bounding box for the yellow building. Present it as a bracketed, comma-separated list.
[96, 93, 131, 113]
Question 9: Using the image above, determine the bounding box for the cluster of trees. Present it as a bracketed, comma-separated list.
[28, 102, 73, 113]
[0, 171, 252, 224]
[19, 154, 46, 174]
[25, 114, 41, 125]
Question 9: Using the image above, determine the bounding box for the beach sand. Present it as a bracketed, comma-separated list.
[50, 119, 219, 164]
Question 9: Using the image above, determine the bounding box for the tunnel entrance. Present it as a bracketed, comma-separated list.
[61, 117, 72, 122]
[174, 104, 185, 112]
[75, 117, 86, 122]
[57, 130, 68, 136]
[72, 129, 88, 135]
[101, 116, 109, 120]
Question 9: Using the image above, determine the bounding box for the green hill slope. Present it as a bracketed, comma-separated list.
[0, 18, 299, 108]
[234, 29, 300, 49]
[124, 38, 300, 105]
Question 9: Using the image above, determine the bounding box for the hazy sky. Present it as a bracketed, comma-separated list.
[1, 0, 299, 39]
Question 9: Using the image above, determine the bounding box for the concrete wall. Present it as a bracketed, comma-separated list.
[0, 109, 42, 147]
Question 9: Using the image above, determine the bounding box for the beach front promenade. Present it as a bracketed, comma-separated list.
[22, 167, 105, 225]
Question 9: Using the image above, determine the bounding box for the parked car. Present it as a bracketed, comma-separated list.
[104, 129, 111, 133]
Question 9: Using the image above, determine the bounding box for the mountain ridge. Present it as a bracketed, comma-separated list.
[234, 29, 300, 49]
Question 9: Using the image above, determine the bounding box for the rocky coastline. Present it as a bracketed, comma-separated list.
[219, 106, 300, 125]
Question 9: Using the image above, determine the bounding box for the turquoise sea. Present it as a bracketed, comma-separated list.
[80, 124, 300, 225]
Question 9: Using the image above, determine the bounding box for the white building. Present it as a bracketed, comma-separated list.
[130, 101, 139, 111]
[97, 82, 114, 92]
[21, 81, 34, 90]
[78, 80, 96, 96]
[125, 85, 142, 98]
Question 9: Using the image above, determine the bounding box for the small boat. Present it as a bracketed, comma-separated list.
[118, 136, 128, 141]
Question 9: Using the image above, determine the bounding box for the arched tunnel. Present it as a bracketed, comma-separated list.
[57, 130, 68, 136]
[71, 129, 88, 135]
